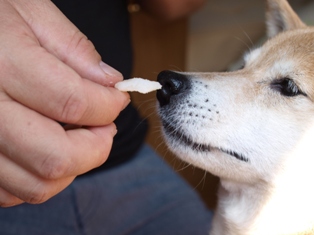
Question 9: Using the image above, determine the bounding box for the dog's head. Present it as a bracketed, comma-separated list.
[157, 0, 314, 185]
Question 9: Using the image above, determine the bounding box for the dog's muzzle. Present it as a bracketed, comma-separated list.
[156, 70, 190, 107]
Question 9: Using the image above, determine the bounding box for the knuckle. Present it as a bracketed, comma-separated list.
[40, 152, 73, 180]
[24, 183, 50, 204]
[60, 88, 88, 124]
[65, 30, 96, 60]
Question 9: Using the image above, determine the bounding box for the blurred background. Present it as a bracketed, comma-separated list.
[129, 0, 314, 210]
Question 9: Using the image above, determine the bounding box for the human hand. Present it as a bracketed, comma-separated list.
[0, 0, 130, 207]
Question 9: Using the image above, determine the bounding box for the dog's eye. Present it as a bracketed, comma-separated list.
[270, 78, 306, 97]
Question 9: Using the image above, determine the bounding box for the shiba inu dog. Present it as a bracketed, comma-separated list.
[156, 0, 314, 234]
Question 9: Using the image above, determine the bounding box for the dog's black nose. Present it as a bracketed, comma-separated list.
[156, 70, 190, 107]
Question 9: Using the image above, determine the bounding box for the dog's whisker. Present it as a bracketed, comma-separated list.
[241, 28, 254, 48]
[193, 170, 208, 191]
[233, 35, 252, 52]
[175, 161, 193, 172]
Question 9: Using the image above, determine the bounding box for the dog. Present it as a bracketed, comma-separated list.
[156, 0, 314, 234]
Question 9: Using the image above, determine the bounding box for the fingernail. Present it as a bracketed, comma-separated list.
[113, 127, 118, 136]
[100, 61, 123, 84]
[107, 123, 118, 136]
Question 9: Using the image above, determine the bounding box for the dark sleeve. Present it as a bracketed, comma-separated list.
[52, 0, 148, 171]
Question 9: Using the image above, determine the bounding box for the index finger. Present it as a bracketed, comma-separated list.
[3, 43, 130, 125]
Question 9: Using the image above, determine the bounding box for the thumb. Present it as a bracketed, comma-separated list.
[10, 0, 121, 86]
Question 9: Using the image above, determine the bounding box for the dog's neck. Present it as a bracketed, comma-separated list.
[211, 177, 314, 235]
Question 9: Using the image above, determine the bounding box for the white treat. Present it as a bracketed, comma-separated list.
[115, 78, 162, 94]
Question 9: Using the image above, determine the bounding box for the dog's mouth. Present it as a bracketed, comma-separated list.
[162, 121, 249, 163]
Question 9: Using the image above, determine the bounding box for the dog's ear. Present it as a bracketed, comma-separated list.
[266, 0, 306, 38]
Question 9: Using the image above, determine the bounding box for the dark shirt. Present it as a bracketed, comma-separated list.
[52, 0, 148, 171]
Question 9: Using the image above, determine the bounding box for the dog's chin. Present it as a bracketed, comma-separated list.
[161, 120, 249, 163]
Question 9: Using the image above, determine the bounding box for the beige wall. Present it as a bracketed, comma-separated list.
[187, 0, 265, 72]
